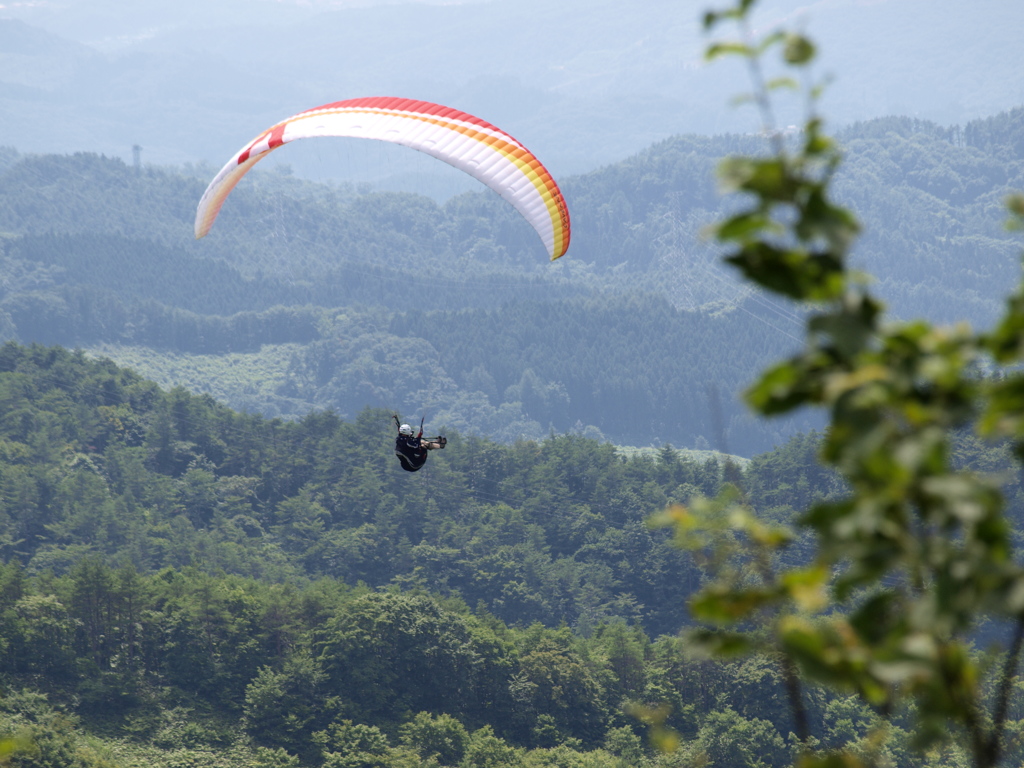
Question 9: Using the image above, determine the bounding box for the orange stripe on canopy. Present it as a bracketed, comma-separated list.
[195, 97, 570, 260]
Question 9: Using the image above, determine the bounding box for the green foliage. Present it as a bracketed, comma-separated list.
[316, 721, 391, 768]
[0, 337, 933, 767]
[461, 726, 523, 768]
[2, 102, 1022, 450]
[655, 3, 1024, 768]
[692, 707, 787, 768]
[601, 726, 645, 765]
[2, 38, 1022, 763]
[0, 690, 114, 768]
[242, 653, 333, 759]
[316, 592, 514, 729]
[514, 632, 608, 746]
[399, 712, 469, 766]
[0, 341, 766, 635]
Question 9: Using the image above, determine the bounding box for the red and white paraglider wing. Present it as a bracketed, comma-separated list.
[194, 97, 570, 260]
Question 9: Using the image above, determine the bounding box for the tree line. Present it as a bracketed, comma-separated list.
[0, 109, 1021, 450]
[0, 341, 1019, 767]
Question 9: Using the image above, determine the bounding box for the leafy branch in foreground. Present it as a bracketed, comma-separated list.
[654, 2, 1024, 767]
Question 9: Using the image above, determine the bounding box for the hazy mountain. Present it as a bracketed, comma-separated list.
[1, 0, 1021, 190]
[0, 107, 1020, 452]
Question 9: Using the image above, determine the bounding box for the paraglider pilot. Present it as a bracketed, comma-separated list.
[394, 416, 446, 472]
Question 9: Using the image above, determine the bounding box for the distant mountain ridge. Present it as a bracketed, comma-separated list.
[0, 108, 1021, 451]
[1, 0, 1023, 178]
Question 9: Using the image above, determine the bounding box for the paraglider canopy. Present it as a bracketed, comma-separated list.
[195, 97, 571, 260]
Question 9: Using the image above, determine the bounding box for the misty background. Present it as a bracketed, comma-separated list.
[2, 0, 1022, 192]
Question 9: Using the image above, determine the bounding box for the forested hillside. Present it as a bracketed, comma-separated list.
[1, 341, 1018, 768]
[0, 343, 812, 635]
[0, 108, 1021, 452]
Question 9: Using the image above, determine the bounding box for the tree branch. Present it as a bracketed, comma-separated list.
[983, 614, 1024, 767]
[781, 654, 810, 746]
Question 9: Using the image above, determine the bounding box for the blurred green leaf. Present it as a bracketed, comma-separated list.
[691, 584, 780, 623]
[688, 628, 756, 656]
[714, 211, 776, 242]
[678, 2, 1024, 764]
[766, 76, 799, 91]
[706, 41, 755, 60]
[784, 34, 816, 64]
[1007, 193, 1024, 230]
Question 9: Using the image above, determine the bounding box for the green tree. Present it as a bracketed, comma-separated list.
[399, 711, 470, 766]
[2, 595, 76, 681]
[316, 592, 513, 727]
[654, 2, 1024, 767]
[602, 726, 646, 765]
[315, 721, 391, 768]
[0, 690, 113, 768]
[692, 708, 787, 768]
[242, 652, 334, 760]
[461, 725, 523, 768]
[515, 631, 608, 747]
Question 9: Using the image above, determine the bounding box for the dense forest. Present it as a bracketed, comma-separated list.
[5, 0, 1024, 764]
[0, 108, 1022, 452]
[0, 343, 832, 637]
[0, 342, 1019, 768]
